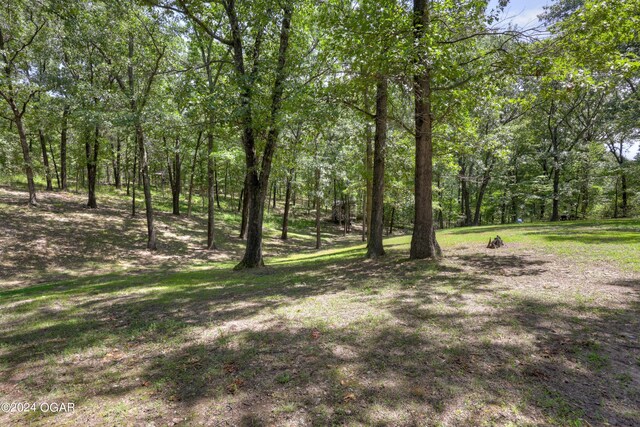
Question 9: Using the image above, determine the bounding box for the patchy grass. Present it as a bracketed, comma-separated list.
[442, 219, 640, 272]
[1, 186, 639, 426]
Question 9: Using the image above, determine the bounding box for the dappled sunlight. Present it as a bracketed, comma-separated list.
[1, 188, 640, 425]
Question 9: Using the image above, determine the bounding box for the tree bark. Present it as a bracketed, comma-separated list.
[614, 177, 619, 218]
[366, 76, 387, 258]
[136, 123, 156, 249]
[343, 194, 348, 236]
[239, 172, 250, 239]
[39, 129, 53, 191]
[364, 88, 374, 240]
[436, 173, 444, 229]
[199, 39, 224, 248]
[113, 135, 122, 189]
[361, 191, 366, 241]
[272, 181, 277, 210]
[131, 138, 137, 217]
[187, 131, 203, 217]
[207, 131, 216, 249]
[165, 136, 181, 215]
[48, 133, 60, 189]
[315, 167, 321, 249]
[459, 160, 472, 226]
[16, 114, 37, 205]
[621, 172, 627, 217]
[472, 158, 493, 226]
[214, 157, 221, 209]
[410, 0, 441, 259]
[86, 126, 99, 209]
[551, 157, 560, 221]
[60, 104, 69, 190]
[281, 169, 293, 240]
[292, 171, 297, 206]
[224, 160, 229, 196]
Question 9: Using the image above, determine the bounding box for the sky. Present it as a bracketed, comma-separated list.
[487, 0, 551, 29]
[488, 0, 551, 28]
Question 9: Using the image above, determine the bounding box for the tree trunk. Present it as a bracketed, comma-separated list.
[344, 194, 348, 236]
[207, 131, 216, 249]
[86, 126, 99, 209]
[131, 139, 137, 217]
[239, 172, 250, 239]
[292, 171, 297, 206]
[361, 191, 366, 241]
[272, 181, 277, 210]
[238, 171, 266, 267]
[16, 114, 38, 205]
[60, 104, 69, 190]
[39, 129, 53, 191]
[315, 167, 321, 249]
[47, 134, 60, 189]
[473, 168, 492, 226]
[113, 135, 122, 189]
[410, 0, 441, 259]
[388, 206, 395, 235]
[367, 77, 387, 258]
[551, 160, 560, 221]
[234, 3, 292, 269]
[621, 172, 627, 217]
[224, 160, 229, 196]
[281, 170, 293, 240]
[614, 177, 619, 218]
[187, 131, 203, 217]
[364, 91, 374, 241]
[167, 137, 182, 215]
[136, 123, 156, 250]
[214, 157, 221, 209]
[462, 164, 473, 226]
[436, 173, 444, 230]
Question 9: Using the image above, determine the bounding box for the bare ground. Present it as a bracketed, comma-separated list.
[1, 187, 639, 426]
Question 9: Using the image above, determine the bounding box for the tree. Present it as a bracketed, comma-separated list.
[410, 0, 441, 259]
[0, 1, 46, 206]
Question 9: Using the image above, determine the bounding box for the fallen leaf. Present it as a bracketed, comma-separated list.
[224, 362, 238, 374]
[226, 378, 245, 394]
[343, 392, 356, 403]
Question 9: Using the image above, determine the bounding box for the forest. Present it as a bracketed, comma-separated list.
[1, 0, 638, 266]
[1, 0, 639, 425]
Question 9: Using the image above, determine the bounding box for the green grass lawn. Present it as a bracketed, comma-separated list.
[1, 188, 639, 426]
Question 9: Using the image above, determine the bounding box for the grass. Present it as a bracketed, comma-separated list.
[1, 186, 639, 426]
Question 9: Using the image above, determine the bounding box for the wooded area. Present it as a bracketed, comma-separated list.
[1, 1, 640, 425]
[1, 0, 638, 268]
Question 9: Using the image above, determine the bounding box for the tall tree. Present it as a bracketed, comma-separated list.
[0, 1, 46, 206]
[410, 0, 441, 259]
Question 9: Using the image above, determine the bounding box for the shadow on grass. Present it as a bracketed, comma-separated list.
[453, 253, 549, 277]
[0, 187, 367, 288]
[1, 246, 639, 425]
